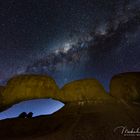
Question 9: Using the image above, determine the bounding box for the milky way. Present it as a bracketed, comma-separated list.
[0, 0, 140, 90]
[26, 1, 140, 89]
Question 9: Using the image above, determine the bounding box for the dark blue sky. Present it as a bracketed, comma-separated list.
[0, 0, 140, 119]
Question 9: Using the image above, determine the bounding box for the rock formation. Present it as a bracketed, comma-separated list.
[27, 112, 33, 118]
[0, 75, 110, 110]
[0, 72, 140, 110]
[1, 74, 59, 109]
[60, 79, 110, 102]
[110, 72, 140, 103]
[0, 72, 140, 140]
[18, 112, 27, 118]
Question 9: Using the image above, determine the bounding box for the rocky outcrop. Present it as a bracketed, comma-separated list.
[1, 74, 59, 108]
[18, 112, 27, 118]
[110, 72, 140, 102]
[60, 79, 110, 102]
[0, 73, 140, 140]
[0, 75, 110, 110]
[1, 72, 140, 111]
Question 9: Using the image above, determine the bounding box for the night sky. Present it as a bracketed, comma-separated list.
[0, 0, 140, 119]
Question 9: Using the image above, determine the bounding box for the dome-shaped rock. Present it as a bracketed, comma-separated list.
[60, 79, 109, 102]
[110, 72, 140, 102]
[1, 74, 59, 107]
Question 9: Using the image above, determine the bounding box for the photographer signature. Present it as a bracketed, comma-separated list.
[114, 126, 140, 136]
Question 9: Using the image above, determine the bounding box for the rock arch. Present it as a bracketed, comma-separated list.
[0, 75, 111, 111]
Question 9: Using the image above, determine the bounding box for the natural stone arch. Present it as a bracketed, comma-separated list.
[0, 75, 111, 111]
[0, 98, 65, 120]
[1, 74, 60, 110]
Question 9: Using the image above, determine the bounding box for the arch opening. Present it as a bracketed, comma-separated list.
[0, 99, 65, 120]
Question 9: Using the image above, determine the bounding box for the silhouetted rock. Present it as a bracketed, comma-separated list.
[0, 99, 140, 140]
[27, 112, 33, 118]
[110, 72, 140, 103]
[18, 112, 27, 118]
